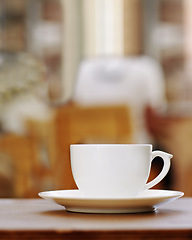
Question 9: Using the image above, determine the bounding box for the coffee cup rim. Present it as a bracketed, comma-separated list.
[70, 144, 152, 147]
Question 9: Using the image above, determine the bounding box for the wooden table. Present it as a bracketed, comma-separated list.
[0, 198, 191, 239]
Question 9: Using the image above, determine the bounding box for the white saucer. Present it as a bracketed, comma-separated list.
[38, 189, 184, 214]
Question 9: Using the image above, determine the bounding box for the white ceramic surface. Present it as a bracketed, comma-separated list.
[70, 144, 173, 197]
[38, 189, 184, 213]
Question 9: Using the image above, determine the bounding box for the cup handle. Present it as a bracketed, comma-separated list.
[143, 151, 173, 190]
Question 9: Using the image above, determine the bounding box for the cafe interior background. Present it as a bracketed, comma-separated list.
[0, 0, 191, 198]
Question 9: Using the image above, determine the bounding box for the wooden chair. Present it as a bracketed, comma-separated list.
[0, 134, 39, 197]
[0, 104, 133, 197]
[0, 117, 56, 198]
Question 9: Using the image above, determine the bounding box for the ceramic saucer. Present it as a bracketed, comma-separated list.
[38, 189, 184, 214]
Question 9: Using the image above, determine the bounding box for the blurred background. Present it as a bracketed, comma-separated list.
[0, 0, 191, 198]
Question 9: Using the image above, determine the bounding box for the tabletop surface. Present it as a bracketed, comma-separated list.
[0, 197, 192, 239]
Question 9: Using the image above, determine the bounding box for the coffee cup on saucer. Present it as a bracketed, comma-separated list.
[70, 144, 172, 198]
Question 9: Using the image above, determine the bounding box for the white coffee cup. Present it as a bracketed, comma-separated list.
[70, 144, 172, 198]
